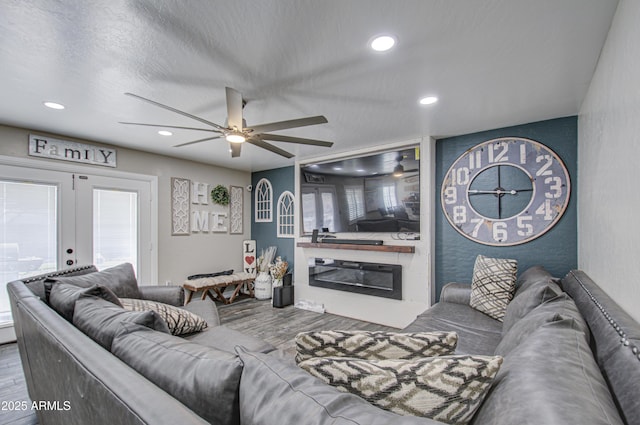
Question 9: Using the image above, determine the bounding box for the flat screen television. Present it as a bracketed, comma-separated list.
[300, 145, 420, 234]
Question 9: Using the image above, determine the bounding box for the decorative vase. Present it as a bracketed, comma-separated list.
[254, 271, 272, 300]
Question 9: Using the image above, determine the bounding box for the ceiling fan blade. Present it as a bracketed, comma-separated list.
[225, 87, 244, 130]
[248, 115, 328, 133]
[119, 122, 222, 133]
[230, 142, 242, 158]
[259, 133, 333, 147]
[247, 138, 294, 159]
[173, 135, 222, 148]
[124, 92, 227, 132]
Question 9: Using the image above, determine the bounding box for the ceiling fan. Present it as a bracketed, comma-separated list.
[120, 87, 333, 158]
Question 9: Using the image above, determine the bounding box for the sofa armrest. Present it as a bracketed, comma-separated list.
[440, 282, 472, 305]
[138, 285, 184, 306]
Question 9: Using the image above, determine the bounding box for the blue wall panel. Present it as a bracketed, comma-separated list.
[435, 116, 578, 301]
[251, 166, 295, 273]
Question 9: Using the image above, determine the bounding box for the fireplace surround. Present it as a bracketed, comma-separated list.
[308, 258, 402, 300]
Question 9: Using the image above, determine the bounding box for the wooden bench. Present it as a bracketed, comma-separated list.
[182, 272, 255, 305]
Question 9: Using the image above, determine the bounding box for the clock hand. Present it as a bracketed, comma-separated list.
[467, 189, 518, 195]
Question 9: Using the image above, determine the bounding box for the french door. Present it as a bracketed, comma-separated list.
[0, 160, 156, 341]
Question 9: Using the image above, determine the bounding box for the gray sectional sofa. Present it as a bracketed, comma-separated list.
[7, 264, 640, 425]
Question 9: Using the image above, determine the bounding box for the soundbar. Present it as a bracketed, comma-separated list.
[320, 238, 384, 246]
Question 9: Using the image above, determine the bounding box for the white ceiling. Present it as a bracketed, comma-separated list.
[0, 0, 618, 172]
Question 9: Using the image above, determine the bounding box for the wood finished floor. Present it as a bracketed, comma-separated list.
[0, 298, 396, 424]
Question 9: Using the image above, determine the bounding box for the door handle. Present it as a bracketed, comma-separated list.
[66, 259, 75, 266]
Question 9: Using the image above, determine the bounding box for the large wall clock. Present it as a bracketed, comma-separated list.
[441, 137, 570, 246]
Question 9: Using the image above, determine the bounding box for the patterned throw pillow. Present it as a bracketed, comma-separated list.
[295, 330, 457, 363]
[298, 355, 503, 425]
[469, 255, 517, 321]
[119, 298, 207, 335]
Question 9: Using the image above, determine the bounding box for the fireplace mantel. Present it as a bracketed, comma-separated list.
[296, 242, 415, 253]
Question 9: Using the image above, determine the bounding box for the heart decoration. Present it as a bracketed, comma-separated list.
[245, 256, 255, 265]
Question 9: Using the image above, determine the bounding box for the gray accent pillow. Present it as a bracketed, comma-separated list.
[473, 320, 624, 425]
[497, 292, 589, 356]
[502, 281, 562, 335]
[469, 255, 517, 321]
[112, 323, 242, 425]
[49, 282, 121, 321]
[295, 330, 457, 363]
[73, 295, 169, 350]
[119, 298, 207, 335]
[513, 265, 554, 296]
[235, 346, 439, 425]
[45, 262, 141, 301]
[298, 355, 502, 425]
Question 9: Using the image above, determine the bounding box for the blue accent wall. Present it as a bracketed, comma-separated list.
[435, 116, 578, 300]
[251, 166, 295, 273]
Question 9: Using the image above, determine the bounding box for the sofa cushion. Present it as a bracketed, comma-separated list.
[498, 293, 590, 356]
[469, 255, 517, 321]
[112, 323, 242, 425]
[119, 298, 207, 335]
[404, 302, 502, 355]
[501, 280, 561, 335]
[235, 346, 441, 425]
[184, 325, 275, 354]
[513, 265, 554, 296]
[45, 263, 141, 301]
[73, 295, 169, 350]
[299, 355, 502, 425]
[295, 330, 457, 363]
[471, 320, 624, 425]
[23, 265, 98, 300]
[181, 298, 221, 327]
[49, 282, 121, 321]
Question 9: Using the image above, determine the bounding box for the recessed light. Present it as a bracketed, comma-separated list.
[43, 101, 65, 110]
[419, 96, 438, 105]
[370, 35, 396, 52]
[158, 130, 173, 136]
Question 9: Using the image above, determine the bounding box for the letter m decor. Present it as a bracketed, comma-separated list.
[28, 134, 117, 167]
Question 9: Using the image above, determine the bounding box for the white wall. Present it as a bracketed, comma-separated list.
[0, 125, 251, 287]
[578, 0, 640, 322]
[294, 137, 434, 328]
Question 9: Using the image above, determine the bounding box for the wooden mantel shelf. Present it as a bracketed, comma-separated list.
[296, 242, 415, 253]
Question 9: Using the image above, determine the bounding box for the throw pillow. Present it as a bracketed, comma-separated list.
[73, 295, 169, 350]
[119, 298, 207, 335]
[501, 280, 561, 335]
[295, 330, 457, 363]
[49, 282, 122, 321]
[298, 355, 503, 425]
[469, 255, 517, 321]
[44, 262, 141, 301]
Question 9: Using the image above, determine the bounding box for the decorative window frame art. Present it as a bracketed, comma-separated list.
[230, 185, 244, 234]
[277, 190, 295, 238]
[255, 178, 273, 222]
[171, 177, 191, 235]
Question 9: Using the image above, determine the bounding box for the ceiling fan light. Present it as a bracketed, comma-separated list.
[393, 163, 404, 177]
[226, 132, 246, 144]
[370, 35, 396, 52]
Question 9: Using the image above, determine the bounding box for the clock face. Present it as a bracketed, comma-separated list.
[441, 137, 570, 246]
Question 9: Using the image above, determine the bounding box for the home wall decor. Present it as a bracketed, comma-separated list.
[171, 177, 190, 235]
[230, 185, 243, 234]
[255, 178, 273, 222]
[277, 191, 295, 238]
[28, 134, 117, 167]
[243, 239, 257, 276]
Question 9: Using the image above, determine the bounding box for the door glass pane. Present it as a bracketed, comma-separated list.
[1, 180, 57, 324]
[93, 189, 137, 272]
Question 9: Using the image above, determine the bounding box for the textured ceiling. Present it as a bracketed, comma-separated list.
[0, 0, 618, 171]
